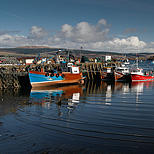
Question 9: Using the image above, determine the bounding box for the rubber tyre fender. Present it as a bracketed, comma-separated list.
[50, 73, 54, 77]
[45, 73, 49, 77]
[13, 81, 19, 88]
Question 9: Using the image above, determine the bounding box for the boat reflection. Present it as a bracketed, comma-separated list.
[131, 80, 154, 89]
[131, 81, 154, 104]
[1, 80, 154, 117]
[131, 82, 144, 93]
[100, 81, 130, 102]
[89, 80, 154, 104]
[101, 80, 154, 95]
[30, 84, 84, 110]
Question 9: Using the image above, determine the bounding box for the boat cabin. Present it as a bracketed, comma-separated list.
[115, 67, 129, 74]
[131, 68, 143, 75]
[60, 62, 79, 74]
[104, 62, 117, 70]
[102, 67, 113, 73]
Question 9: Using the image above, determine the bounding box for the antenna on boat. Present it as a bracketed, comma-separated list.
[80, 47, 82, 62]
[136, 49, 139, 68]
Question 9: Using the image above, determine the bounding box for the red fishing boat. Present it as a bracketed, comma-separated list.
[131, 68, 154, 81]
[131, 54, 154, 81]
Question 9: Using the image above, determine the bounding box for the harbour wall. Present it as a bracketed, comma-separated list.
[0, 62, 108, 89]
[0, 65, 31, 89]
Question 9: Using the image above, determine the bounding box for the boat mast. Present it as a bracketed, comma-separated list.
[136, 49, 139, 68]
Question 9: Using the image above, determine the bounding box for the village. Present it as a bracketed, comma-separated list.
[0, 47, 154, 89]
[0, 52, 112, 89]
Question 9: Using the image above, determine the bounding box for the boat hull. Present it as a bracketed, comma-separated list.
[29, 70, 84, 87]
[131, 74, 154, 81]
[101, 72, 114, 81]
[114, 71, 131, 82]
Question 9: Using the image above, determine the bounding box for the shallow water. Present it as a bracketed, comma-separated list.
[1, 60, 154, 153]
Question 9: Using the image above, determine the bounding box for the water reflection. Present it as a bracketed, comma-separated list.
[29, 84, 84, 117]
[1, 81, 154, 117]
[30, 84, 83, 102]
[131, 81, 154, 104]
[1, 81, 154, 153]
[0, 87, 31, 117]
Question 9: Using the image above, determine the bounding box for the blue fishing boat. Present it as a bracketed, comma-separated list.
[28, 50, 85, 88]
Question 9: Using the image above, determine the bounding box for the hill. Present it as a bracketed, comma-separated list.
[0, 46, 154, 60]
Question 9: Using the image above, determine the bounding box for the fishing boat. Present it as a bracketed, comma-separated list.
[100, 66, 114, 81]
[114, 66, 131, 81]
[130, 54, 154, 81]
[100, 62, 117, 81]
[131, 69, 154, 81]
[28, 50, 85, 87]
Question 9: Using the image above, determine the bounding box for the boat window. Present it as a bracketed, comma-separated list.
[103, 68, 107, 72]
[107, 68, 111, 73]
[67, 63, 73, 67]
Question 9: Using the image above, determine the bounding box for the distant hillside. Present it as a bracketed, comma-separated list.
[16, 46, 53, 49]
[0, 46, 154, 60]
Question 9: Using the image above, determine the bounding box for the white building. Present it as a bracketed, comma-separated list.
[102, 55, 111, 62]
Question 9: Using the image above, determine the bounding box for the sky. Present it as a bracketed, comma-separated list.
[0, 0, 154, 53]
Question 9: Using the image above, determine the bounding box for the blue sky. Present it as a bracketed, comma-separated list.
[0, 0, 154, 53]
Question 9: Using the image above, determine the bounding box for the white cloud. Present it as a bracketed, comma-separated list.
[57, 19, 110, 43]
[79, 36, 147, 52]
[28, 26, 49, 39]
[97, 19, 107, 26]
[0, 34, 30, 47]
[0, 20, 154, 53]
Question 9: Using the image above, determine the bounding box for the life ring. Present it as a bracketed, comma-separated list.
[50, 73, 54, 77]
[45, 73, 49, 77]
[56, 74, 59, 78]
[61, 74, 65, 78]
